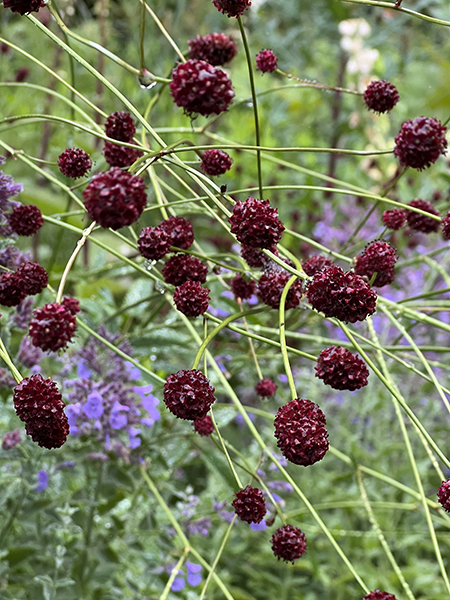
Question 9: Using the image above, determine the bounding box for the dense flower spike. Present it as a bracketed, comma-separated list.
[29, 297, 80, 352]
[173, 281, 210, 317]
[170, 59, 235, 117]
[163, 369, 216, 420]
[315, 346, 369, 391]
[105, 111, 136, 142]
[200, 149, 233, 176]
[306, 266, 377, 323]
[13, 374, 69, 449]
[0, 272, 26, 307]
[162, 254, 208, 286]
[102, 142, 143, 168]
[58, 148, 92, 178]
[271, 525, 307, 562]
[241, 244, 277, 269]
[382, 209, 406, 231]
[256, 49, 278, 73]
[212, 0, 251, 18]
[394, 116, 447, 170]
[3, 0, 45, 15]
[160, 216, 194, 250]
[274, 398, 329, 466]
[257, 271, 302, 309]
[229, 198, 284, 249]
[406, 199, 440, 233]
[83, 167, 147, 230]
[437, 479, 450, 512]
[193, 415, 214, 436]
[302, 255, 334, 277]
[15, 262, 48, 295]
[442, 212, 450, 240]
[354, 240, 397, 288]
[188, 33, 238, 66]
[138, 226, 171, 261]
[8, 204, 43, 236]
[231, 274, 256, 300]
[232, 485, 267, 523]
[255, 378, 277, 397]
[362, 591, 397, 600]
[363, 80, 399, 114]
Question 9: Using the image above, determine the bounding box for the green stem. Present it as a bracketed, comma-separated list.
[279, 275, 298, 401]
[159, 548, 190, 600]
[340, 0, 450, 27]
[0, 338, 23, 384]
[198, 515, 237, 600]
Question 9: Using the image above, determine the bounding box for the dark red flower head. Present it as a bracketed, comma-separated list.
[232, 485, 267, 523]
[160, 216, 194, 250]
[302, 255, 334, 277]
[382, 209, 406, 231]
[162, 254, 208, 286]
[170, 59, 235, 117]
[257, 270, 302, 309]
[138, 226, 171, 261]
[0, 272, 26, 307]
[15, 262, 48, 295]
[58, 148, 92, 178]
[354, 240, 397, 288]
[3, 0, 44, 15]
[193, 415, 214, 436]
[306, 265, 377, 323]
[315, 346, 369, 391]
[394, 116, 447, 170]
[255, 378, 277, 397]
[188, 33, 238, 66]
[363, 80, 399, 114]
[442, 212, 450, 240]
[212, 0, 251, 18]
[173, 281, 210, 317]
[362, 591, 397, 600]
[200, 149, 233, 176]
[241, 244, 277, 269]
[8, 204, 43, 236]
[256, 49, 278, 73]
[231, 274, 256, 300]
[271, 525, 307, 562]
[438, 479, 450, 512]
[83, 167, 147, 230]
[163, 369, 216, 420]
[230, 197, 284, 249]
[102, 142, 143, 168]
[406, 199, 440, 233]
[29, 297, 80, 352]
[13, 374, 69, 449]
[105, 111, 136, 142]
[274, 398, 329, 466]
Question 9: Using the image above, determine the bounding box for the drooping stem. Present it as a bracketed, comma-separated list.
[279, 275, 298, 401]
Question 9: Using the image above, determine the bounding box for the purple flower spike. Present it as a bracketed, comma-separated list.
[77, 360, 92, 379]
[134, 384, 160, 425]
[125, 361, 141, 380]
[128, 427, 142, 449]
[186, 562, 202, 587]
[110, 401, 129, 430]
[83, 390, 104, 419]
[250, 520, 268, 531]
[34, 470, 49, 493]
[171, 573, 185, 591]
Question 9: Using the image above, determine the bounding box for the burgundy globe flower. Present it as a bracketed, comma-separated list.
[200, 149, 233, 176]
[232, 485, 267, 523]
[3, 0, 45, 15]
[255, 378, 277, 397]
[406, 199, 440, 233]
[274, 398, 329, 466]
[102, 141, 143, 168]
[354, 240, 397, 288]
[138, 226, 171, 261]
[83, 167, 147, 230]
[105, 111, 136, 142]
[271, 525, 307, 562]
[302, 255, 334, 277]
[211, 0, 251, 18]
[163, 369, 216, 420]
[442, 212, 450, 240]
[160, 216, 195, 250]
[162, 254, 208, 286]
[0, 272, 26, 307]
[29, 297, 80, 352]
[188, 33, 238, 66]
[8, 204, 43, 236]
[257, 271, 302, 309]
[13, 374, 69, 449]
[306, 266, 377, 323]
[256, 49, 278, 73]
[230, 198, 284, 249]
[15, 262, 48, 295]
[173, 281, 210, 317]
[241, 244, 277, 269]
[394, 116, 447, 170]
[193, 415, 214, 436]
[315, 346, 369, 391]
[231, 274, 256, 300]
[437, 479, 450, 512]
[362, 591, 397, 600]
[363, 80, 399, 114]
[382, 209, 406, 231]
[58, 148, 92, 178]
[170, 59, 235, 117]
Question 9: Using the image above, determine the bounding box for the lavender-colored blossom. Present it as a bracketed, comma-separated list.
[65, 403, 82, 435]
[185, 517, 212, 537]
[77, 359, 92, 379]
[0, 368, 16, 389]
[12, 297, 34, 329]
[250, 520, 268, 531]
[268, 480, 293, 493]
[128, 427, 141, 449]
[171, 575, 185, 592]
[110, 401, 129, 429]
[0, 246, 30, 269]
[125, 361, 141, 380]
[186, 562, 202, 587]
[2, 428, 21, 450]
[0, 169, 22, 205]
[134, 385, 160, 425]
[214, 501, 235, 523]
[83, 390, 104, 419]
[34, 470, 49, 492]
[17, 336, 43, 368]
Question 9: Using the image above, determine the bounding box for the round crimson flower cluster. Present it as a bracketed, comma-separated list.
[257, 270, 302, 309]
[211, 0, 251, 18]
[193, 415, 214, 436]
[302, 255, 334, 277]
[138, 227, 171, 261]
[271, 525, 307, 562]
[437, 479, 450, 512]
[13, 374, 69, 449]
[162, 254, 208, 286]
[103, 142, 143, 168]
[406, 199, 440, 233]
[0, 272, 26, 307]
[231, 274, 256, 300]
[241, 244, 277, 269]
[442, 212, 450, 240]
[315, 346, 369, 391]
[58, 148, 92, 178]
[394, 116, 447, 170]
[188, 33, 238, 66]
[363, 80, 399, 114]
[105, 111, 136, 142]
[173, 281, 210, 317]
[83, 167, 147, 230]
[354, 240, 397, 288]
[230, 198, 284, 249]
[362, 591, 397, 600]
[306, 266, 377, 323]
[200, 149, 233, 176]
[163, 369, 216, 420]
[256, 49, 278, 73]
[255, 378, 277, 397]
[170, 59, 235, 117]
[15, 262, 48, 295]
[29, 297, 80, 352]
[232, 485, 267, 523]
[8, 204, 43, 236]
[161, 216, 195, 249]
[3, 0, 44, 14]
[382, 209, 406, 231]
[274, 398, 329, 466]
